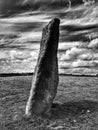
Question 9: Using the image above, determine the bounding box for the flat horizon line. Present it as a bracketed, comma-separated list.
[0, 72, 98, 77]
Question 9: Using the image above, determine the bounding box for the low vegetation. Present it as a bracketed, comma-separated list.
[0, 75, 98, 130]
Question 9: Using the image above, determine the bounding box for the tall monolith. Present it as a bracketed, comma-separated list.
[25, 18, 60, 117]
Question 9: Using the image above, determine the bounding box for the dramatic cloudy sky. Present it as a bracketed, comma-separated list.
[0, 0, 98, 74]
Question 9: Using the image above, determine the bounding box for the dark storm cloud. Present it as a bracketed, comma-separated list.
[0, 0, 84, 14]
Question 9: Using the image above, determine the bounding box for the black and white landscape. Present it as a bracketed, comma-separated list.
[0, 0, 98, 130]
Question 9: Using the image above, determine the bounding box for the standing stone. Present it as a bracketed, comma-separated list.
[25, 18, 60, 117]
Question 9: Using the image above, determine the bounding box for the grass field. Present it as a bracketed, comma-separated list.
[0, 75, 98, 130]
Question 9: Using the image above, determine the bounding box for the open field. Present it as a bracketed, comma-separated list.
[0, 1, 98, 130]
[0, 75, 98, 130]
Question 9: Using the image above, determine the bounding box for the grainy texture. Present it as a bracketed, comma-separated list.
[0, 75, 98, 130]
[25, 18, 60, 116]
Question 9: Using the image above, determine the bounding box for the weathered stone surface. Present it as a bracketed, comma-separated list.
[25, 18, 60, 117]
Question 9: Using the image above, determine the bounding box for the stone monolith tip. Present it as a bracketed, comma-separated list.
[26, 18, 60, 117]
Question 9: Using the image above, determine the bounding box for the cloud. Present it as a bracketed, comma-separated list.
[78, 41, 89, 48]
[88, 38, 98, 48]
[93, 53, 98, 60]
[0, 0, 22, 13]
[71, 59, 98, 68]
[0, 51, 8, 59]
[71, 59, 88, 68]
[10, 50, 31, 60]
[59, 61, 72, 69]
[60, 47, 87, 61]
[78, 53, 93, 60]
[59, 42, 80, 51]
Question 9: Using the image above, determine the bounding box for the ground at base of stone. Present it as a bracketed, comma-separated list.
[0, 75, 98, 130]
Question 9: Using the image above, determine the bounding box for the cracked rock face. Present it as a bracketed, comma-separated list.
[26, 18, 60, 117]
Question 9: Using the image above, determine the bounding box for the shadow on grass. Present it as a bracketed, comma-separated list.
[2, 100, 98, 130]
[51, 100, 98, 119]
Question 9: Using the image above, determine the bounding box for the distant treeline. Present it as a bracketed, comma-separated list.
[0, 73, 98, 77]
[0, 73, 33, 77]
